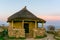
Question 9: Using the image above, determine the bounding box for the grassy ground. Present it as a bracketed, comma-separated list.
[0, 37, 4, 40]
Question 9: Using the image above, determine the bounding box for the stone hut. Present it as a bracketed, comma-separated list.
[7, 6, 46, 38]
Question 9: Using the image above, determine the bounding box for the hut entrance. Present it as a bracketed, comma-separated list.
[24, 23, 29, 38]
[24, 23, 29, 33]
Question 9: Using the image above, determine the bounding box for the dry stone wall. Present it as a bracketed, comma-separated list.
[8, 26, 25, 38]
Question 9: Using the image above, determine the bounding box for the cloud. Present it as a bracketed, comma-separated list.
[37, 15, 60, 21]
[0, 15, 60, 22]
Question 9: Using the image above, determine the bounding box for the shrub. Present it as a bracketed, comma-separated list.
[47, 31, 55, 34]
[47, 25, 55, 34]
[0, 37, 4, 40]
[3, 29, 8, 37]
[0, 32, 4, 37]
[47, 25, 55, 31]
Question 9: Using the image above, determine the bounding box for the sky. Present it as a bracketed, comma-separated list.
[0, 0, 60, 28]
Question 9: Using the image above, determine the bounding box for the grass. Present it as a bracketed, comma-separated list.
[53, 31, 60, 40]
[54, 36, 60, 40]
[35, 34, 47, 39]
[3, 36, 26, 40]
[0, 37, 4, 40]
[55, 37, 60, 40]
[36, 36, 45, 39]
[8, 36, 25, 39]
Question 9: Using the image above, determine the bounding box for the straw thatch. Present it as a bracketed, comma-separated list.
[7, 6, 46, 23]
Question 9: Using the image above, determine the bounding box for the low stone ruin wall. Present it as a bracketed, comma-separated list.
[33, 28, 46, 37]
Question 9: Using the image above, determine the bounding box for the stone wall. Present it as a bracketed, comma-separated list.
[33, 28, 46, 37]
[37, 28, 46, 36]
[8, 26, 46, 38]
[8, 26, 25, 38]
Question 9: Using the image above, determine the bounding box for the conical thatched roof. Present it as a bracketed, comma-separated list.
[7, 6, 46, 23]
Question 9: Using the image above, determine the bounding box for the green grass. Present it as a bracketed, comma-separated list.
[55, 37, 60, 40]
[54, 31, 60, 40]
[8, 36, 25, 39]
[54, 36, 60, 40]
[35, 34, 47, 39]
[19, 37, 26, 39]
[0, 37, 4, 40]
[36, 36, 45, 39]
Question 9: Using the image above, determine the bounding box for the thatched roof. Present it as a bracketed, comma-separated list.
[7, 6, 46, 23]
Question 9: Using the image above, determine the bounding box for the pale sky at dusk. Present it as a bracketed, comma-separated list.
[0, 0, 60, 28]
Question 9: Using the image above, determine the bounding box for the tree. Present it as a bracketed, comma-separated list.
[47, 25, 55, 34]
[47, 25, 55, 31]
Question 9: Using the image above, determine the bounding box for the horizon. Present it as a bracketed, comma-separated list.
[0, 0, 60, 28]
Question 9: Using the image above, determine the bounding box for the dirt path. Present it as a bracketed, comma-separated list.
[26, 34, 56, 40]
[46, 34, 56, 40]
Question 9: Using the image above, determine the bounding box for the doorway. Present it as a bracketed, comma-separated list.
[24, 23, 29, 33]
[24, 23, 33, 38]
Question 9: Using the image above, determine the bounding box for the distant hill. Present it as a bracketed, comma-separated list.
[0, 21, 9, 26]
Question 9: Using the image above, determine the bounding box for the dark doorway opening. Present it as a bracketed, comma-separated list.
[24, 23, 29, 33]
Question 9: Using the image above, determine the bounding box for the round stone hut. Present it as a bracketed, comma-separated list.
[7, 6, 46, 38]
